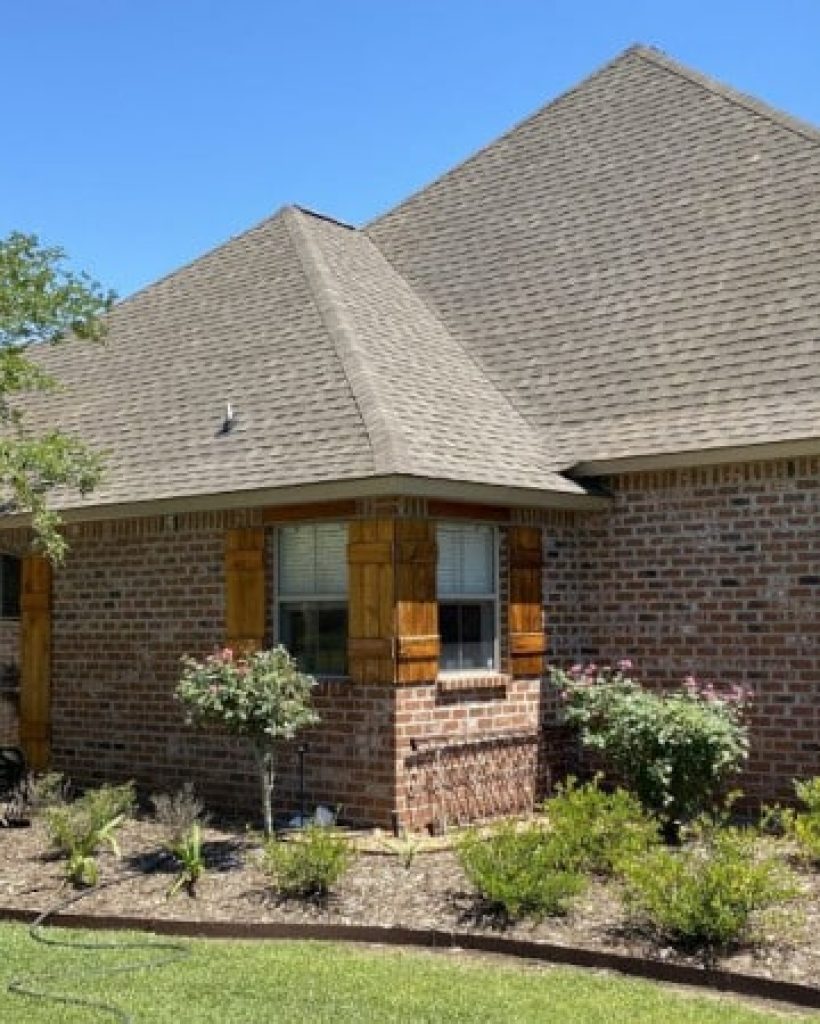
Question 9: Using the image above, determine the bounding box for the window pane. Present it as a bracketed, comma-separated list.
[279, 602, 348, 676]
[438, 601, 495, 672]
[279, 523, 348, 597]
[437, 524, 494, 597]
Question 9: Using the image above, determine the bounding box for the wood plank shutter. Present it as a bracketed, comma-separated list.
[394, 519, 438, 684]
[348, 519, 438, 684]
[508, 525, 546, 677]
[19, 555, 52, 769]
[225, 528, 266, 654]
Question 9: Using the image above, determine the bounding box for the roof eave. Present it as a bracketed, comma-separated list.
[568, 438, 820, 477]
[0, 473, 607, 529]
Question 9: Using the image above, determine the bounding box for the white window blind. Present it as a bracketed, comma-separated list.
[437, 524, 495, 597]
[278, 523, 348, 597]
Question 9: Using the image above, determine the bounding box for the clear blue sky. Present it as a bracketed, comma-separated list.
[3, 1, 819, 297]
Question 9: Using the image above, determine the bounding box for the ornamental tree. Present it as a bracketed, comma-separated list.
[0, 231, 114, 559]
[551, 661, 751, 826]
[176, 646, 320, 835]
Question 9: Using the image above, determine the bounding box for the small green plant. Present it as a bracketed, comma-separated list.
[768, 778, 820, 864]
[45, 782, 135, 886]
[458, 822, 586, 921]
[620, 821, 800, 957]
[25, 771, 71, 814]
[543, 776, 659, 875]
[552, 661, 750, 825]
[261, 826, 355, 897]
[381, 833, 421, 869]
[166, 823, 205, 898]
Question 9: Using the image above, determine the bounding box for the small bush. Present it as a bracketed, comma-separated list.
[544, 776, 659, 875]
[552, 662, 750, 824]
[770, 778, 820, 865]
[458, 822, 586, 920]
[620, 823, 800, 955]
[152, 782, 209, 843]
[261, 826, 354, 897]
[45, 782, 135, 886]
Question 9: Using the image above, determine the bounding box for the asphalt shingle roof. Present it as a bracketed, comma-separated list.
[18, 45, 820, 513]
[369, 45, 820, 466]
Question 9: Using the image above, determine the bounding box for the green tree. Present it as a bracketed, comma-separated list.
[0, 231, 114, 559]
[176, 646, 320, 836]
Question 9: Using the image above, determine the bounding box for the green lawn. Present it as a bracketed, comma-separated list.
[0, 923, 816, 1023]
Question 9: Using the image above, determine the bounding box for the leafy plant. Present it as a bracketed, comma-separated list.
[768, 778, 820, 864]
[620, 821, 800, 957]
[381, 833, 421, 869]
[552, 662, 750, 824]
[25, 771, 71, 814]
[177, 646, 319, 836]
[543, 776, 659, 875]
[458, 822, 586, 920]
[166, 823, 205, 898]
[45, 782, 135, 886]
[261, 825, 354, 897]
[0, 231, 113, 559]
[152, 782, 209, 841]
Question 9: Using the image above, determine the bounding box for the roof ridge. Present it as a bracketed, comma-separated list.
[633, 45, 820, 147]
[282, 207, 404, 475]
[366, 233, 562, 467]
[365, 46, 641, 231]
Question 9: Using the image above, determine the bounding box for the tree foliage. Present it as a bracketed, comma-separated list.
[0, 231, 114, 559]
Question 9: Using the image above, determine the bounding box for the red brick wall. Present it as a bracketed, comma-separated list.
[545, 457, 820, 803]
[47, 512, 397, 826]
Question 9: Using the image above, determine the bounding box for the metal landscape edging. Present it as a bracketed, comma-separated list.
[2, 906, 819, 1011]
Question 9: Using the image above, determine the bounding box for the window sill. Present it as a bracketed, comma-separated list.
[436, 671, 510, 694]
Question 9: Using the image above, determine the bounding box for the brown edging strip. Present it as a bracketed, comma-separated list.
[2, 906, 818, 1011]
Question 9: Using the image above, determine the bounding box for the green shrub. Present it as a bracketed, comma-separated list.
[152, 782, 209, 843]
[167, 823, 205, 899]
[552, 663, 750, 823]
[544, 776, 659, 875]
[771, 777, 820, 864]
[45, 782, 136, 886]
[620, 823, 800, 955]
[261, 826, 355, 897]
[458, 822, 586, 920]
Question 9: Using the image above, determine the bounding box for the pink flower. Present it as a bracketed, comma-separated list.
[221, 647, 234, 662]
[617, 658, 633, 672]
[584, 663, 598, 678]
[683, 674, 699, 695]
[569, 663, 584, 677]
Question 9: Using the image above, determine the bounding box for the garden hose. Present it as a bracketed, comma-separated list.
[7, 856, 191, 1023]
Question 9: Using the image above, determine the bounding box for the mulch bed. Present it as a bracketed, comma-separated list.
[1, 816, 818, 994]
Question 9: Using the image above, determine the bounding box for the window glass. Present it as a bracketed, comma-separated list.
[437, 524, 496, 672]
[277, 523, 348, 675]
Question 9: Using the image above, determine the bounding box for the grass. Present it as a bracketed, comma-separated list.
[0, 923, 816, 1023]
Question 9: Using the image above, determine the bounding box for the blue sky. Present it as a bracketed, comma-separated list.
[3, 1, 819, 297]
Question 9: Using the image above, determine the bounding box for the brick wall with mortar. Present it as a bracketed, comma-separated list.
[41, 511, 396, 825]
[544, 457, 820, 803]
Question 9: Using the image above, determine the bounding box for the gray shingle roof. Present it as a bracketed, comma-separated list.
[18, 45, 820, 514]
[23, 206, 583, 512]
[368, 45, 820, 466]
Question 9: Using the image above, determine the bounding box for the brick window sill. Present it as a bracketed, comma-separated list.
[436, 672, 511, 694]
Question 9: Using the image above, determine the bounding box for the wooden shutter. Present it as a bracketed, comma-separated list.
[508, 525, 546, 677]
[348, 518, 438, 685]
[19, 555, 52, 770]
[225, 528, 266, 654]
[394, 519, 438, 683]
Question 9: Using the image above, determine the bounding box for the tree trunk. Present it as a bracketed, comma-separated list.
[253, 743, 276, 836]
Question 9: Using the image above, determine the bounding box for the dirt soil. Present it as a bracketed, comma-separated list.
[1, 817, 818, 990]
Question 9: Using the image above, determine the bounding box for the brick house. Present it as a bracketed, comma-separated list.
[0, 45, 817, 829]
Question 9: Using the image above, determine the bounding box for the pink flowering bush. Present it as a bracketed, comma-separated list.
[551, 661, 751, 825]
[176, 646, 319, 835]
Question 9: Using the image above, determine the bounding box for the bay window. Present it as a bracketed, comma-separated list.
[276, 523, 348, 676]
[437, 523, 498, 672]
